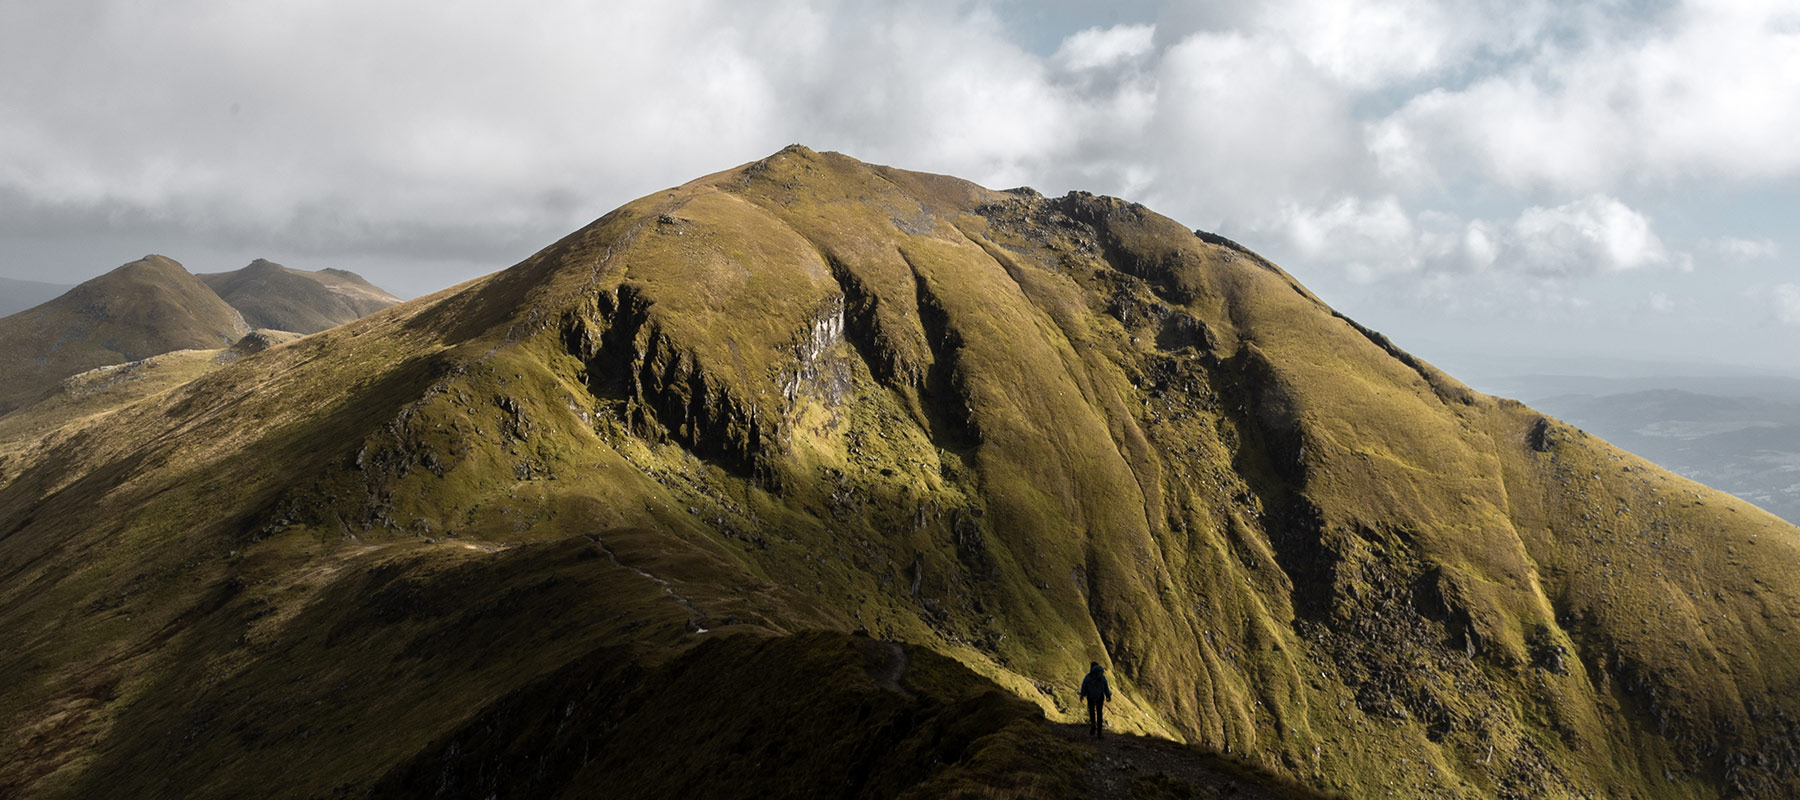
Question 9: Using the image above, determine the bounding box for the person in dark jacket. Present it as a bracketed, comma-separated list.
[1078, 662, 1111, 738]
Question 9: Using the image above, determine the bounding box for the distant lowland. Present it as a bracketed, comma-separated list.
[1526, 382, 1800, 525]
[3, 148, 1800, 799]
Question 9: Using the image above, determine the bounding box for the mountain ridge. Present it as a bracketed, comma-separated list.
[2, 147, 1797, 799]
[197, 258, 399, 333]
[0, 256, 399, 415]
[0, 255, 250, 414]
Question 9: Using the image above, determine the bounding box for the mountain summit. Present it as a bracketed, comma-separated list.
[197, 258, 400, 333]
[2, 147, 1797, 799]
[0, 256, 400, 415]
[0, 255, 249, 413]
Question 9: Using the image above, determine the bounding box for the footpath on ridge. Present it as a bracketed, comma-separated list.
[1048, 722, 1347, 800]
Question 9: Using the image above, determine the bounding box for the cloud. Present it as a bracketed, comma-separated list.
[1281, 193, 1669, 281]
[1055, 23, 1156, 71]
[0, 0, 1791, 312]
[1141, 30, 1361, 218]
[1706, 236, 1779, 260]
[1777, 284, 1800, 326]
[1248, 0, 1553, 88]
[1369, 1, 1800, 192]
[1506, 195, 1667, 275]
[1280, 196, 1499, 281]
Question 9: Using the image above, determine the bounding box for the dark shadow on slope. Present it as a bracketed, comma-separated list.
[1206, 343, 1334, 620]
[898, 250, 984, 455]
[372, 632, 1085, 800]
[1047, 723, 1349, 800]
[53, 533, 795, 799]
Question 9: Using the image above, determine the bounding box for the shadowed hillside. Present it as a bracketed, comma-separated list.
[3, 148, 1799, 799]
[198, 258, 399, 334]
[0, 255, 248, 414]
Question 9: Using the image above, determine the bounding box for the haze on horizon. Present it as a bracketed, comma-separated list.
[2, 0, 1795, 385]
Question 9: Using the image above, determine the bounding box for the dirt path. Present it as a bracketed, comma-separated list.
[1050, 722, 1332, 800]
[873, 641, 913, 696]
[588, 536, 711, 632]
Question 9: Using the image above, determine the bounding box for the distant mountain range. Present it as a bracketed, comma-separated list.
[0, 277, 73, 317]
[0, 256, 398, 414]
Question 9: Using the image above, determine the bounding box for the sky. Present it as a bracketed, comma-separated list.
[2, 0, 1797, 384]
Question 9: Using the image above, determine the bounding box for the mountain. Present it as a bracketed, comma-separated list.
[0, 257, 399, 416]
[1531, 388, 1800, 524]
[4, 147, 1800, 799]
[0, 255, 249, 414]
[0, 277, 73, 317]
[197, 258, 400, 334]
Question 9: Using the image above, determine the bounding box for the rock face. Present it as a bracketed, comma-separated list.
[3, 148, 1800, 799]
[198, 258, 400, 334]
[0, 255, 249, 413]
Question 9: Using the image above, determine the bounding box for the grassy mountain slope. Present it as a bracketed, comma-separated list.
[3, 148, 1799, 799]
[0, 256, 249, 414]
[198, 258, 399, 334]
[0, 331, 302, 460]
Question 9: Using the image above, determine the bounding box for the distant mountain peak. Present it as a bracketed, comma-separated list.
[197, 259, 399, 334]
[0, 255, 247, 412]
[0, 255, 400, 414]
[112, 253, 188, 277]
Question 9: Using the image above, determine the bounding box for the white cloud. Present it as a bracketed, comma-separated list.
[1279, 193, 1670, 281]
[1142, 30, 1361, 221]
[1506, 195, 1667, 275]
[1707, 236, 1780, 260]
[1249, 0, 1551, 88]
[0, 0, 1792, 314]
[1370, 1, 1800, 192]
[1648, 292, 1675, 313]
[1284, 195, 1417, 281]
[1055, 23, 1156, 71]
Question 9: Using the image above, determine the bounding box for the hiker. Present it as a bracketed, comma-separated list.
[1078, 661, 1111, 738]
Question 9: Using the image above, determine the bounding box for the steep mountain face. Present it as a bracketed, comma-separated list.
[0, 255, 249, 414]
[198, 258, 400, 334]
[3, 148, 1799, 799]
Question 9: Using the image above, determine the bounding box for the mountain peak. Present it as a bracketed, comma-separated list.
[3, 153, 1799, 798]
[0, 255, 247, 412]
[197, 260, 399, 334]
[110, 253, 190, 279]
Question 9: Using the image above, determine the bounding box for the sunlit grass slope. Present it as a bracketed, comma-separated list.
[3, 147, 1799, 799]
